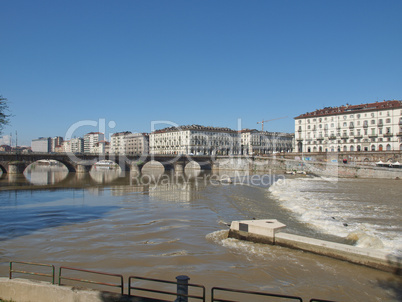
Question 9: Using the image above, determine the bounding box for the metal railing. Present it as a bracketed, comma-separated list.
[7, 261, 339, 302]
[211, 287, 303, 302]
[9, 261, 55, 284]
[129, 275, 206, 301]
[58, 266, 124, 295]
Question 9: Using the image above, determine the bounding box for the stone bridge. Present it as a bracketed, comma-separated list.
[0, 153, 216, 174]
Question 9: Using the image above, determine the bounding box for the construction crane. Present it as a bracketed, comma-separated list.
[257, 116, 287, 131]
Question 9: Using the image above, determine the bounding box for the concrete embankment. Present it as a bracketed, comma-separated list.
[229, 219, 402, 274]
[0, 278, 159, 302]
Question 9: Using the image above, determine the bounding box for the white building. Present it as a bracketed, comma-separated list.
[150, 125, 241, 155]
[70, 137, 84, 153]
[294, 100, 402, 153]
[241, 129, 294, 155]
[93, 141, 109, 155]
[125, 133, 149, 155]
[51, 136, 63, 152]
[84, 132, 105, 153]
[110, 131, 131, 155]
[31, 137, 51, 153]
[63, 138, 84, 153]
[62, 140, 72, 153]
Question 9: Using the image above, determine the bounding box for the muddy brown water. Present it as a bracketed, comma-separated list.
[0, 168, 401, 301]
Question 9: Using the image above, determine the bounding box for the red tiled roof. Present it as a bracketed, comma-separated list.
[295, 100, 402, 119]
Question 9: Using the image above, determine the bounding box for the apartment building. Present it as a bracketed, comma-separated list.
[110, 131, 131, 154]
[84, 132, 105, 153]
[241, 129, 294, 155]
[125, 133, 149, 155]
[51, 136, 64, 152]
[93, 141, 110, 155]
[62, 138, 84, 153]
[294, 100, 402, 153]
[149, 125, 241, 155]
[31, 137, 51, 153]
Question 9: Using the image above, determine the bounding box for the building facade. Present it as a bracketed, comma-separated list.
[51, 136, 64, 152]
[149, 125, 241, 155]
[31, 137, 51, 153]
[62, 138, 84, 153]
[110, 131, 131, 155]
[93, 141, 110, 155]
[294, 100, 402, 153]
[241, 129, 294, 155]
[84, 132, 105, 153]
[125, 133, 149, 155]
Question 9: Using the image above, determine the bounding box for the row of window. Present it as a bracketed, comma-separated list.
[298, 110, 402, 124]
[306, 144, 400, 152]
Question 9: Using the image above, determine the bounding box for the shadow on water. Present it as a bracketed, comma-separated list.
[0, 204, 116, 241]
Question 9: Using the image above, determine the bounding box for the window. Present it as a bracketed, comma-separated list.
[371, 120, 376, 125]
[343, 122, 347, 127]
[379, 128, 383, 134]
[386, 118, 391, 123]
[357, 114, 361, 118]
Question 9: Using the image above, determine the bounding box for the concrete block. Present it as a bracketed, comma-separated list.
[229, 219, 286, 244]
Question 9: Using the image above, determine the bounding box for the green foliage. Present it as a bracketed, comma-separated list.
[0, 95, 12, 135]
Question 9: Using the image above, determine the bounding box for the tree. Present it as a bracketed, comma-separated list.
[0, 95, 11, 135]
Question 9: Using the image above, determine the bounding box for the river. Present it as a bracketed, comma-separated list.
[0, 166, 401, 301]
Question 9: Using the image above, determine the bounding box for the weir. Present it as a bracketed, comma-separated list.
[228, 219, 402, 274]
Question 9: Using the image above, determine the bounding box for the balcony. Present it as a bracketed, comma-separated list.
[354, 135, 363, 139]
[363, 124, 368, 128]
[341, 135, 348, 139]
[384, 133, 393, 137]
[317, 137, 324, 141]
[397, 132, 402, 137]
[368, 134, 378, 138]
[329, 135, 337, 140]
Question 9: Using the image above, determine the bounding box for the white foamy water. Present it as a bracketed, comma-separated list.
[268, 177, 402, 256]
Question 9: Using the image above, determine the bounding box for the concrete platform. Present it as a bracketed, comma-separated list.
[0, 278, 166, 302]
[228, 219, 402, 274]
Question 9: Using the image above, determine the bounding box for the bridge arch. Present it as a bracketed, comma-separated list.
[26, 159, 76, 173]
[142, 160, 165, 173]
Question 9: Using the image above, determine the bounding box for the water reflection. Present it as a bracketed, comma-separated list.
[89, 168, 123, 184]
[24, 162, 68, 185]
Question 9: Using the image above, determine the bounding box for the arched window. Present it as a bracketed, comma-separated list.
[379, 144, 383, 151]
[386, 144, 391, 151]
[308, 147, 311, 152]
[371, 145, 376, 151]
[400, 144, 402, 151]
[357, 145, 361, 151]
[343, 146, 347, 151]
[350, 145, 354, 152]
[313, 146, 317, 152]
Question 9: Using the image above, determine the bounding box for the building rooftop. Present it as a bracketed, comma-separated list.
[153, 124, 237, 134]
[295, 100, 402, 119]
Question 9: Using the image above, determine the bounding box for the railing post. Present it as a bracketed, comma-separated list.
[175, 275, 190, 302]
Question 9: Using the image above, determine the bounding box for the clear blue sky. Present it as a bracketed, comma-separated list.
[1, 0, 401, 146]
